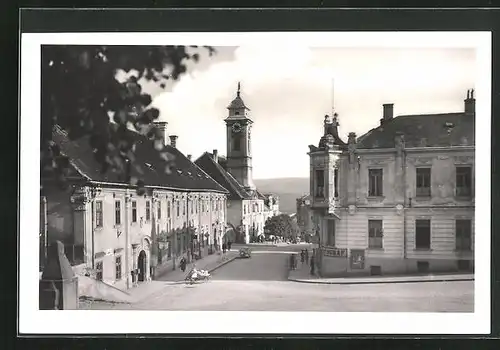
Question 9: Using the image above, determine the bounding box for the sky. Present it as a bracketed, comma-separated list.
[144, 45, 476, 179]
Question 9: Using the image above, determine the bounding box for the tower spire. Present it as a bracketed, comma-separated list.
[237, 81, 241, 97]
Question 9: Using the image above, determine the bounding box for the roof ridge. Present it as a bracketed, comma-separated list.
[52, 127, 231, 192]
[395, 112, 465, 118]
[213, 158, 248, 198]
[356, 111, 474, 149]
[196, 153, 246, 199]
[191, 156, 230, 194]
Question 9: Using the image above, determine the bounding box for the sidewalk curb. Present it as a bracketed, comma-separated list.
[287, 276, 474, 285]
[208, 256, 238, 273]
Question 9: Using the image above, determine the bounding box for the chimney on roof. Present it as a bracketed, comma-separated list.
[381, 104, 394, 125]
[187, 154, 192, 161]
[464, 89, 475, 116]
[153, 121, 168, 145]
[169, 135, 178, 148]
[212, 149, 218, 163]
[348, 132, 357, 145]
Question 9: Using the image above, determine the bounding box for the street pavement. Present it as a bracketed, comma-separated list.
[81, 244, 474, 312]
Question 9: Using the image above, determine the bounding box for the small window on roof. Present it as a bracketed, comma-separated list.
[177, 170, 182, 174]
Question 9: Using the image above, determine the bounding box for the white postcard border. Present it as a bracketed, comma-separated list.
[19, 31, 491, 335]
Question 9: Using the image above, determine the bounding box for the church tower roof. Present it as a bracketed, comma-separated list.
[227, 82, 250, 110]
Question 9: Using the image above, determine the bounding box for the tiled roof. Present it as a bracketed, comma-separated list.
[195, 152, 253, 200]
[357, 112, 475, 149]
[297, 194, 310, 201]
[228, 96, 249, 110]
[255, 190, 267, 200]
[52, 125, 229, 193]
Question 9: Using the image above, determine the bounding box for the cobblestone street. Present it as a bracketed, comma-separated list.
[81, 245, 474, 312]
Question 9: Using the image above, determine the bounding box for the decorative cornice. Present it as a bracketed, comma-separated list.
[454, 155, 474, 164]
[407, 157, 434, 166]
[366, 157, 392, 166]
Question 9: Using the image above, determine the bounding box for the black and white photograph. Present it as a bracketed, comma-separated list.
[19, 30, 491, 335]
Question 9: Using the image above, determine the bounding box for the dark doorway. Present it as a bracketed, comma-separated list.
[138, 250, 147, 282]
[417, 261, 430, 274]
[370, 265, 382, 276]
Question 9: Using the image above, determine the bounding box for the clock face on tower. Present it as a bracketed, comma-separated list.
[232, 122, 242, 133]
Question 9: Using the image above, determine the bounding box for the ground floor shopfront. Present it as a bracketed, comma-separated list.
[314, 206, 475, 278]
[317, 246, 475, 278]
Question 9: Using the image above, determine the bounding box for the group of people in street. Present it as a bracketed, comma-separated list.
[289, 249, 316, 276]
[178, 240, 232, 273]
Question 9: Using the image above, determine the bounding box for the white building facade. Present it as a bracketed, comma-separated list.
[308, 91, 475, 277]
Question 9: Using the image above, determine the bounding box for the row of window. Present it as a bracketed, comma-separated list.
[95, 224, 220, 281]
[243, 202, 264, 215]
[314, 165, 473, 198]
[95, 198, 224, 228]
[326, 219, 472, 251]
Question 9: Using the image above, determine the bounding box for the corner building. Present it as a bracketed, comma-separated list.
[41, 123, 228, 290]
[308, 90, 475, 277]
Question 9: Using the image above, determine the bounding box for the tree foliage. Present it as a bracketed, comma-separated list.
[41, 45, 216, 193]
[264, 214, 299, 238]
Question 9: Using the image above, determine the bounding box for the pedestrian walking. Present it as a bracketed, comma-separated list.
[310, 255, 315, 276]
[222, 242, 227, 254]
[180, 257, 187, 272]
[300, 250, 305, 265]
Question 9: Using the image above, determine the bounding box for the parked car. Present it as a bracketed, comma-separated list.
[239, 248, 252, 258]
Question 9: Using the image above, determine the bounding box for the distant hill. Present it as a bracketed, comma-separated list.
[254, 177, 309, 214]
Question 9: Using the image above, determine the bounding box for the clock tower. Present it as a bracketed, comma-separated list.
[224, 82, 255, 190]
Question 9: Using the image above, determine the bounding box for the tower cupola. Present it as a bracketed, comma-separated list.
[227, 82, 250, 119]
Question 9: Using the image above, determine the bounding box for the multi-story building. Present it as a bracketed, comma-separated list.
[296, 195, 314, 240]
[263, 193, 280, 222]
[308, 90, 475, 277]
[196, 84, 279, 244]
[41, 122, 228, 290]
